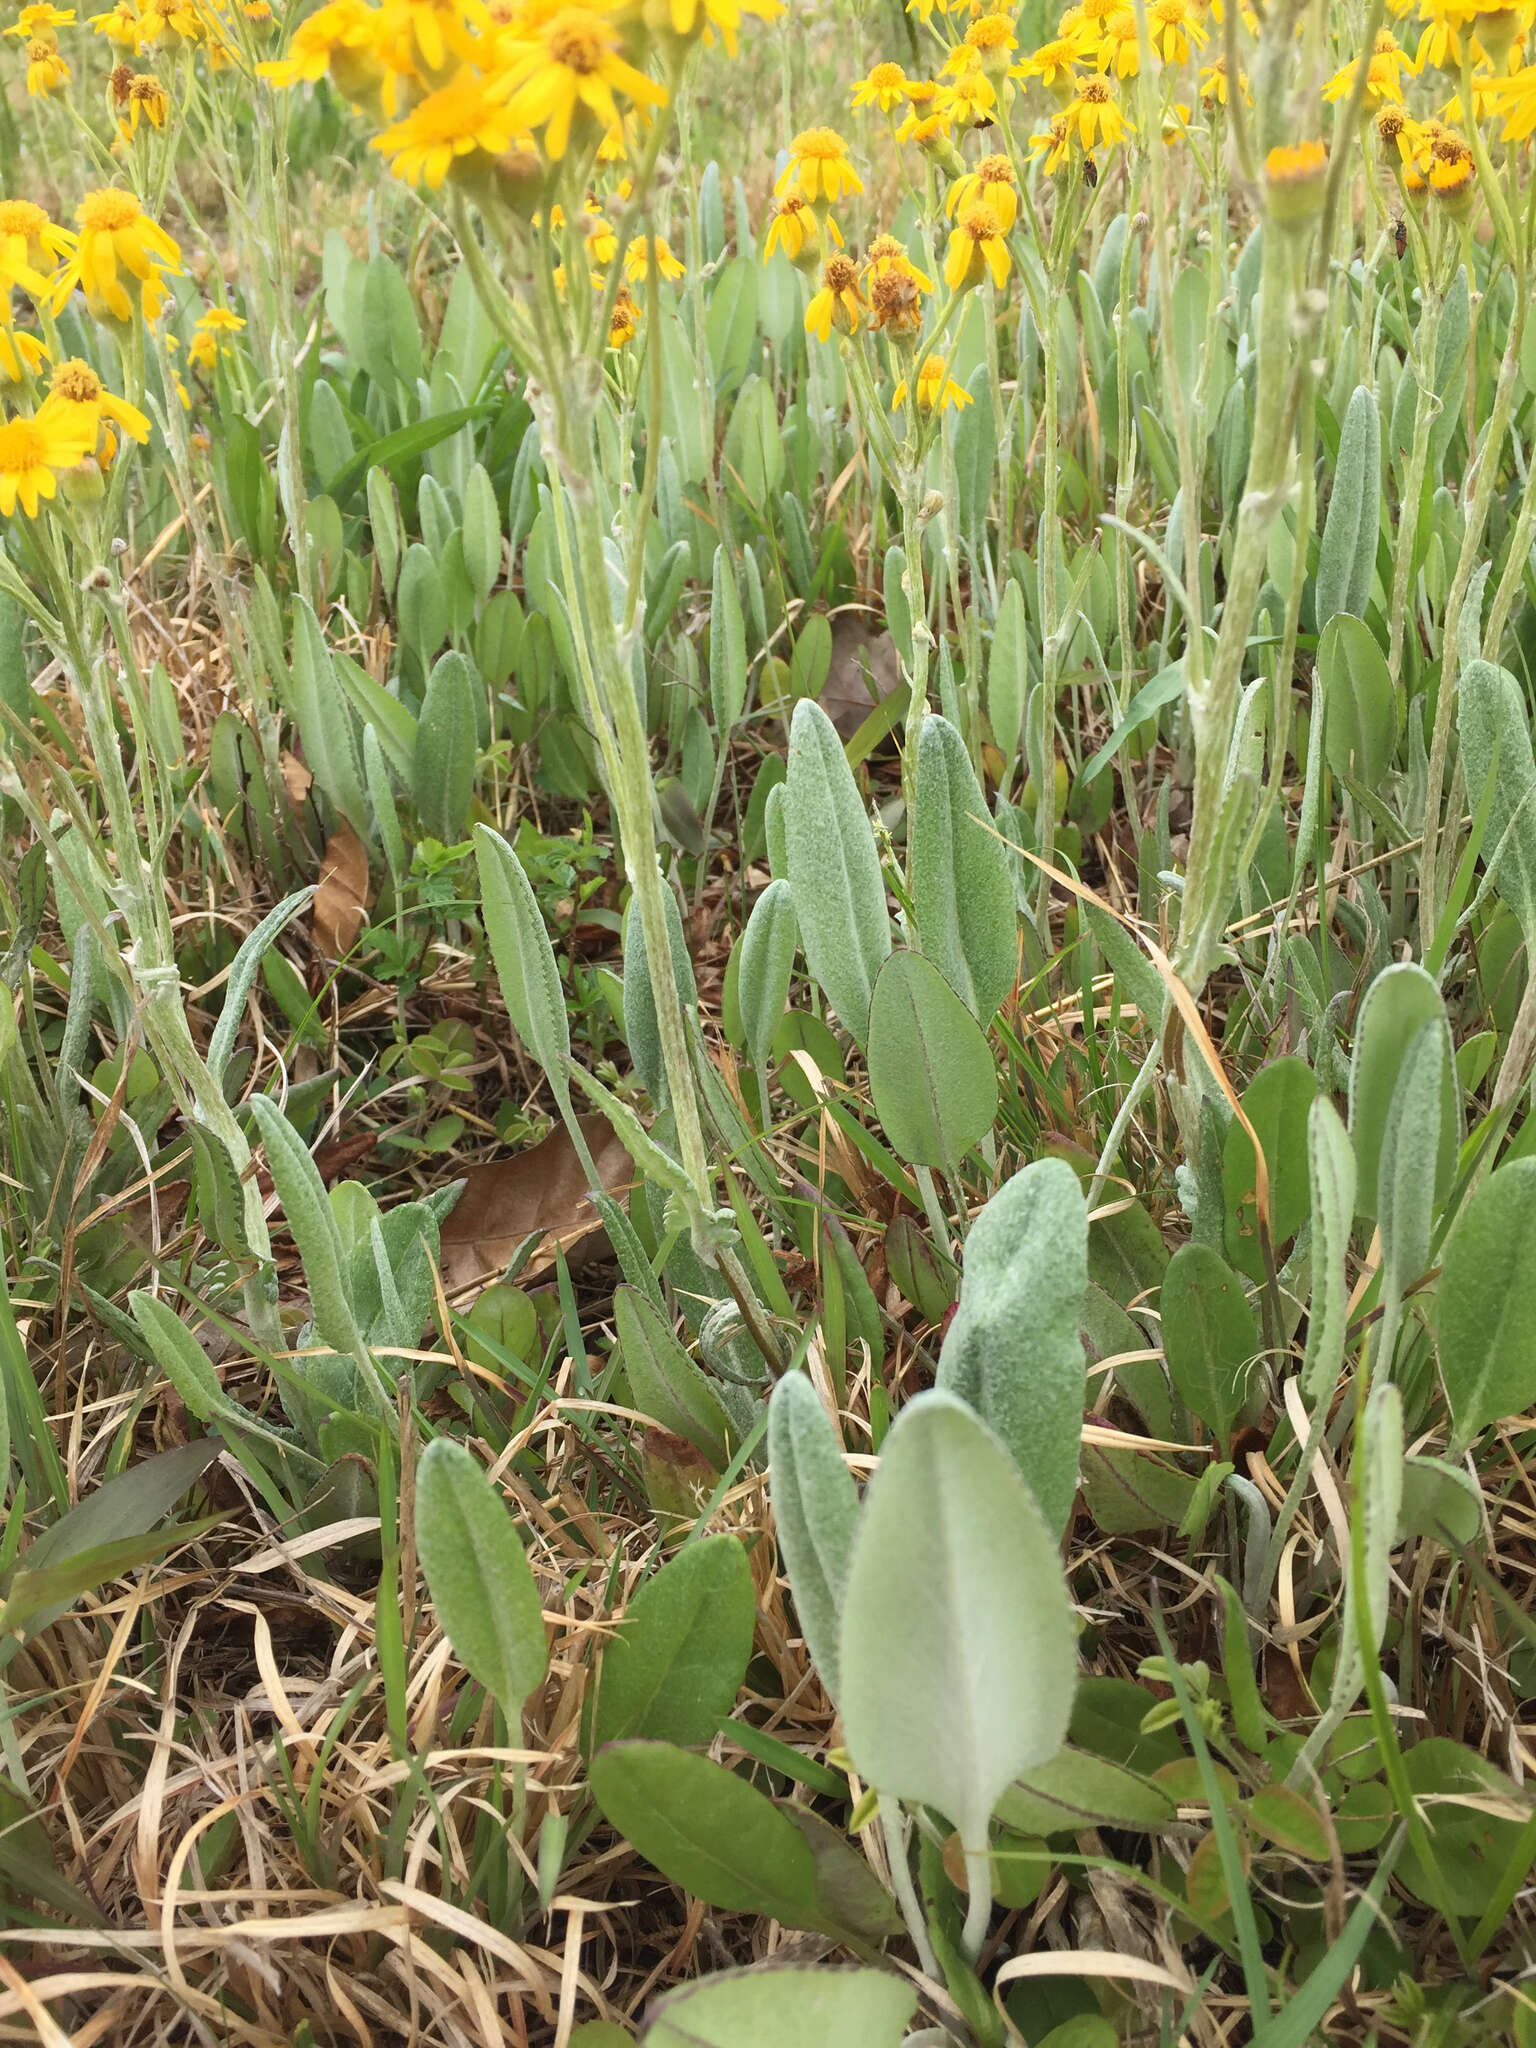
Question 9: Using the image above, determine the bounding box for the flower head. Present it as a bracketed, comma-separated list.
[892, 352, 971, 413]
[26, 39, 71, 94]
[763, 191, 841, 270]
[777, 126, 863, 203]
[945, 151, 1019, 232]
[189, 304, 245, 369]
[944, 197, 1010, 290]
[0, 328, 49, 384]
[864, 235, 932, 332]
[0, 200, 73, 295]
[0, 395, 100, 516]
[804, 252, 865, 341]
[1014, 30, 1088, 86]
[643, 0, 782, 57]
[5, 3, 76, 33]
[1093, 10, 1140, 76]
[1264, 139, 1329, 226]
[119, 69, 169, 132]
[1064, 71, 1127, 147]
[623, 232, 684, 282]
[372, 72, 523, 185]
[89, 0, 140, 42]
[51, 187, 183, 324]
[49, 356, 152, 449]
[1147, 0, 1206, 62]
[608, 280, 639, 346]
[491, 5, 668, 162]
[851, 59, 909, 111]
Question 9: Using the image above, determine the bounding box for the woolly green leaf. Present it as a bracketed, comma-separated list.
[416, 1438, 548, 1712]
[910, 713, 1017, 1020]
[767, 1373, 859, 1701]
[782, 699, 890, 1047]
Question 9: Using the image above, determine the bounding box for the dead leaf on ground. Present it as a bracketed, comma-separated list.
[313, 823, 372, 958]
[820, 609, 904, 740]
[439, 1113, 632, 1296]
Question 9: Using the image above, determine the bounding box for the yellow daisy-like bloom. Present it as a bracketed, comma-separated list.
[51, 188, 183, 324]
[256, 0, 379, 90]
[120, 70, 169, 131]
[892, 352, 972, 414]
[1027, 110, 1073, 170]
[762, 192, 841, 270]
[133, 0, 202, 46]
[608, 280, 639, 346]
[1264, 139, 1329, 223]
[1483, 61, 1536, 139]
[1147, 0, 1206, 61]
[371, 73, 522, 186]
[1441, 68, 1504, 119]
[1323, 49, 1406, 107]
[0, 395, 99, 516]
[244, 0, 273, 19]
[1093, 9, 1140, 75]
[944, 198, 1010, 291]
[776, 126, 863, 203]
[89, 0, 140, 39]
[0, 328, 49, 383]
[1063, 72, 1127, 146]
[937, 59, 997, 121]
[1013, 32, 1086, 85]
[0, 201, 73, 296]
[643, 0, 782, 58]
[851, 59, 909, 111]
[1376, 101, 1416, 155]
[188, 304, 245, 369]
[580, 204, 617, 265]
[491, 5, 668, 162]
[866, 238, 931, 334]
[945, 152, 1019, 233]
[5, 2, 76, 33]
[26, 40, 70, 93]
[804, 252, 865, 342]
[49, 356, 152, 451]
[623, 233, 684, 282]
[962, 9, 1019, 72]
[896, 105, 952, 148]
[1415, 0, 1478, 71]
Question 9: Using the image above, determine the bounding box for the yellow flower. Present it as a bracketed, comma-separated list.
[1264, 139, 1329, 225]
[937, 58, 997, 121]
[763, 192, 840, 270]
[120, 70, 169, 132]
[776, 126, 863, 203]
[0, 328, 49, 383]
[892, 352, 971, 413]
[851, 59, 909, 111]
[89, 0, 140, 40]
[1146, 0, 1205, 61]
[1027, 110, 1073, 170]
[49, 356, 152, 450]
[962, 9, 1018, 72]
[1323, 48, 1407, 107]
[0, 395, 100, 516]
[863, 234, 932, 333]
[491, 4, 668, 162]
[5, 3, 76, 32]
[51, 188, 183, 324]
[608, 280, 639, 346]
[1483, 60, 1536, 138]
[26, 39, 70, 93]
[643, 0, 782, 58]
[1013, 31, 1086, 86]
[944, 198, 1010, 290]
[945, 151, 1019, 233]
[189, 304, 244, 369]
[133, 0, 202, 46]
[1063, 72, 1127, 146]
[804, 253, 865, 342]
[372, 73, 523, 186]
[0, 201, 73, 296]
[1203, 54, 1250, 103]
[1093, 9, 1139, 76]
[257, 0, 381, 93]
[1415, 0, 1477, 71]
[623, 233, 684, 282]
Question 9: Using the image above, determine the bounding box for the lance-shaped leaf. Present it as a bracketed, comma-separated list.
[866, 951, 998, 1170]
[737, 879, 798, 1081]
[767, 1372, 859, 1700]
[1437, 1158, 1536, 1451]
[839, 1391, 1078, 1854]
[782, 698, 889, 1046]
[475, 824, 575, 1123]
[909, 713, 1017, 1020]
[416, 1438, 548, 1714]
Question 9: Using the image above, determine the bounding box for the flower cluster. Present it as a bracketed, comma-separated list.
[258, 0, 779, 195]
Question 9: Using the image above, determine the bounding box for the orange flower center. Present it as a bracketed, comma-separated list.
[53, 360, 102, 402]
[79, 189, 141, 232]
[961, 201, 1001, 240]
[1078, 75, 1112, 102]
[792, 126, 848, 161]
[977, 153, 1015, 185]
[546, 12, 607, 73]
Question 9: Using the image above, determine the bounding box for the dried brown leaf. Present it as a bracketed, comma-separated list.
[439, 1114, 631, 1295]
[280, 750, 313, 807]
[312, 823, 371, 958]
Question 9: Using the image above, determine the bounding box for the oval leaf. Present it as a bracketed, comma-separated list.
[416, 1438, 549, 1713]
[782, 698, 890, 1047]
[866, 950, 998, 1169]
[591, 1533, 755, 1751]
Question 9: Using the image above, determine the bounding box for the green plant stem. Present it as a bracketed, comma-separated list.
[879, 1802, 939, 1978]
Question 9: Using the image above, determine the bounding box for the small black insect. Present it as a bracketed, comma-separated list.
[1392, 216, 1407, 259]
[1084, 156, 1099, 190]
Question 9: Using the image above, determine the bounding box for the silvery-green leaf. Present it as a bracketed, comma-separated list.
[1315, 385, 1381, 631]
[782, 699, 890, 1047]
[737, 879, 798, 1081]
[474, 824, 571, 1114]
[909, 714, 1017, 1021]
[416, 1438, 548, 1712]
[1437, 1158, 1536, 1451]
[1347, 962, 1458, 1221]
[248, 1096, 369, 1376]
[642, 1966, 916, 2048]
[936, 1159, 1087, 1536]
[768, 1373, 858, 1700]
[839, 1391, 1077, 1852]
[622, 888, 696, 1109]
[709, 544, 748, 734]
[1458, 659, 1536, 947]
[1299, 1098, 1356, 1409]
